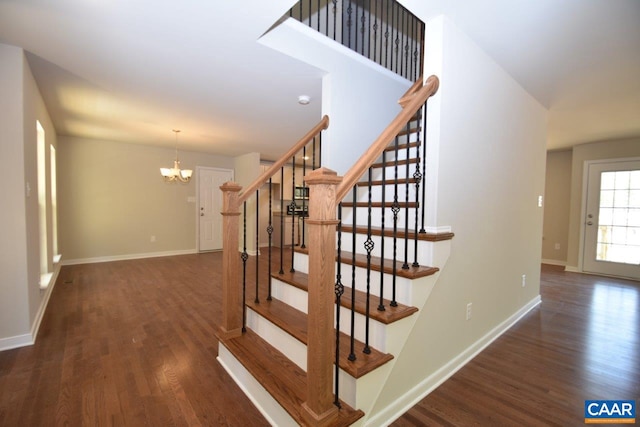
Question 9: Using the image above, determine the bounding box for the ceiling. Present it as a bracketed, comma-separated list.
[0, 0, 638, 157]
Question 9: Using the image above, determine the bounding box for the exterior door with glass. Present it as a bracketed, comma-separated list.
[583, 159, 640, 280]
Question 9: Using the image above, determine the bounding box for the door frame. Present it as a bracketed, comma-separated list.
[578, 156, 640, 278]
[195, 166, 234, 252]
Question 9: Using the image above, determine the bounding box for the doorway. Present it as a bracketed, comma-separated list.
[197, 167, 234, 252]
[582, 159, 640, 280]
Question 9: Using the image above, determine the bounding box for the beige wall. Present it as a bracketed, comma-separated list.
[57, 136, 234, 262]
[566, 137, 640, 269]
[542, 150, 572, 263]
[371, 14, 547, 419]
[0, 44, 57, 348]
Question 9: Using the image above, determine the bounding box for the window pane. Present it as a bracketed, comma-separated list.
[598, 226, 612, 244]
[600, 189, 614, 207]
[629, 209, 640, 227]
[601, 172, 616, 190]
[627, 227, 640, 246]
[599, 208, 613, 225]
[614, 189, 630, 207]
[629, 190, 640, 207]
[630, 170, 640, 189]
[615, 171, 631, 190]
[612, 208, 628, 226]
[611, 226, 627, 245]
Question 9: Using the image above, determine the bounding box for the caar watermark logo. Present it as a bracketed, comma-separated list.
[585, 400, 636, 424]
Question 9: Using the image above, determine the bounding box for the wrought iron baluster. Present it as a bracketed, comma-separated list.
[346, 0, 353, 49]
[290, 156, 296, 273]
[334, 204, 344, 408]
[363, 167, 373, 354]
[420, 102, 428, 234]
[279, 167, 285, 275]
[267, 178, 273, 300]
[384, 0, 390, 69]
[241, 202, 249, 332]
[391, 135, 400, 307]
[348, 188, 357, 361]
[378, 150, 387, 312]
[301, 146, 307, 249]
[332, 0, 337, 45]
[402, 120, 411, 270]
[255, 190, 260, 303]
[413, 113, 422, 268]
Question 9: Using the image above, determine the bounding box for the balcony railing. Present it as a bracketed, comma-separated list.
[288, 0, 424, 81]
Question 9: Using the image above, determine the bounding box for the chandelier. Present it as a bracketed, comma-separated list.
[160, 129, 192, 183]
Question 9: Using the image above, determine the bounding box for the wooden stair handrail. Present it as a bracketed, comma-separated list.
[238, 115, 329, 205]
[335, 75, 439, 202]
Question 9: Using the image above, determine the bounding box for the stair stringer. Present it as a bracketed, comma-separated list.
[348, 237, 451, 425]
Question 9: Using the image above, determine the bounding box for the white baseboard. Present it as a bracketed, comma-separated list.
[541, 258, 567, 266]
[0, 333, 33, 352]
[564, 265, 580, 273]
[62, 249, 197, 266]
[366, 295, 542, 427]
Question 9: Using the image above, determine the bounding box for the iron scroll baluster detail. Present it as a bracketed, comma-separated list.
[255, 190, 260, 303]
[334, 204, 344, 408]
[363, 166, 374, 355]
[348, 187, 357, 362]
[267, 179, 273, 300]
[241, 201, 249, 332]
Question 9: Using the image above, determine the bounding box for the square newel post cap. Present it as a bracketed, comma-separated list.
[304, 167, 343, 186]
[219, 181, 242, 192]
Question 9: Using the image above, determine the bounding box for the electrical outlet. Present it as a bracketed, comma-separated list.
[466, 303, 472, 320]
[522, 274, 526, 287]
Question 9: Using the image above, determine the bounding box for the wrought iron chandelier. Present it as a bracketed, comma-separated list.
[160, 129, 192, 183]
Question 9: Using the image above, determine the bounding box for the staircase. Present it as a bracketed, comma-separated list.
[217, 76, 451, 426]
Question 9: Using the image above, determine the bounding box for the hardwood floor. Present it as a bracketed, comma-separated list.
[392, 264, 640, 426]
[1, 257, 638, 426]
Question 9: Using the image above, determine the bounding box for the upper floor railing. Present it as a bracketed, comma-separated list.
[288, 0, 424, 81]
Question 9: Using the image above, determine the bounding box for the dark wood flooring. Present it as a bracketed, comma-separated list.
[392, 264, 640, 426]
[0, 256, 638, 426]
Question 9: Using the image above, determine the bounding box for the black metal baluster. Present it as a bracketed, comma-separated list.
[267, 178, 273, 300]
[372, 0, 378, 66]
[363, 167, 373, 354]
[384, 0, 390, 69]
[241, 202, 249, 332]
[332, 0, 337, 42]
[290, 157, 296, 272]
[378, 150, 387, 312]
[346, 0, 352, 49]
[334, 204, 344, 408]
[420, 102, 428, 234]
[279, 167, 285, 275]
[402, 120, 411, 270]
[390, 136, 400, 307]
[301, 146, 307, 249]
[413, 114, 422, 268]
[255, 190, 260, 303]
[367, 0, 372, 61]
[348, 188, 357, 361]
[403, 9, 409, 79]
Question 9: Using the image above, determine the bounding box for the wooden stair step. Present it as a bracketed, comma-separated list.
[384, 141, 420, 152]
[340, 225, 455, 242]
[356, 177, 418, 187]
[341, 201, 418, 208]
[246, 296, 394, 378]
[294, 247, 438, 280]
[272, 270, 419, 324]
[397, 126, 420, 137]
[219, 328, 364, 427]
[372, 157, 419, 168]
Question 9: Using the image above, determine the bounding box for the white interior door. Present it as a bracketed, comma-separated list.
[583, 159, 640, 280]
[198, 167, 233, 252]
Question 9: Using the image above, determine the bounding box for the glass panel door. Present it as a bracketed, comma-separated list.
[583, 160, 640, 280]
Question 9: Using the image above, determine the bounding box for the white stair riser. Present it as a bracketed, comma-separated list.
[291, 254, 415, 306]
[341, 205, 420, 230]
[340, 233, 433, 267]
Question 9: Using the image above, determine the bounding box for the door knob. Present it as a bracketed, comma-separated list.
[201, 213, 204, 216]
[587, 221, 593, 225]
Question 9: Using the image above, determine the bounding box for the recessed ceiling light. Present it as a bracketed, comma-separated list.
[298, 95, 311, 105]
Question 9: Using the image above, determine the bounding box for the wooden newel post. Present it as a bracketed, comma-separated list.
[302, 168, 343, 427]
[219, 181, 243, 339]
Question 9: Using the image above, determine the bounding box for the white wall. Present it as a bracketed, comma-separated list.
[370, 15, 547, 421]
[260, 18, 411, 176]
[0, 44, 58, 349]
[57, 136, 234, 263]
[542, 150, 572, 264]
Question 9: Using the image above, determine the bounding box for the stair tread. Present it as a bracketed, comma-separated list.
[383, 141, 420, 152]
[246, 297, 394, 378]
[219, 328, 364, 427]
[341, 201, 418, 208]
[272, 270, 419, 324]
[372, 157, 419, 169]
[340, 225, 455, 241]
[355, 177, 418, 187]
[294, 247, 439, 280]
